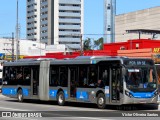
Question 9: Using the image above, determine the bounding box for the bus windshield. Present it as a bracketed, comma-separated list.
[125, 67, 157, 92]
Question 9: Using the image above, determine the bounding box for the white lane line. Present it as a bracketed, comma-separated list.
[41, 112, 113, 120]
[0, 95, 8, 98]
[0, 106, 30, 111]
[56, 117, 113, 120]
[76, 117, 113, 120]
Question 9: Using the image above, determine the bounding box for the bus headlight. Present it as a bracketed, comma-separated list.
[91, 91, 95, 95]
[125, 90, 133, 98]
[153, 90, 158, 97]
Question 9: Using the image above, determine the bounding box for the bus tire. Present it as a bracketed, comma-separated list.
[17, 89, 23, 102]
[97, 93, 106, 109]
[57, 91, 65, 106]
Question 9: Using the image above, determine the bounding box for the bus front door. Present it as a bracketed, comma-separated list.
[110, 67, 120, 103]
[69, 67, 77, 99]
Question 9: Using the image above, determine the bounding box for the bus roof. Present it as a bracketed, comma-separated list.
[2, 56, 153, 66]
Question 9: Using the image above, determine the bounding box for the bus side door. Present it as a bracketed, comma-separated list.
[69, 66, 78, 98]
[110, 66, 121, 103]
[31, 67, 39, 96]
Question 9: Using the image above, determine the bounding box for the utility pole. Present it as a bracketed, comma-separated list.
[80, 34, 83, 56]
[12, 33, 14, 62]
[16, 0, 20, 61]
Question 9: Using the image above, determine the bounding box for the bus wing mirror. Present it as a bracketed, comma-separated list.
[0, 69, 2, 72]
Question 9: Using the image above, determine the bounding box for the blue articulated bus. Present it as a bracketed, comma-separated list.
[2, 56, 159, 109]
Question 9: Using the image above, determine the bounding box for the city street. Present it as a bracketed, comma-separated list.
[0, 94, 160, 120]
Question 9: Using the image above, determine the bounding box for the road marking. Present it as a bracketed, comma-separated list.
[0, 94, 7, 98]
[61, 117, 113, 120]
[78, 117, 113, 120]
[40, 112, 113, 120]
[0, 100, 116, 112]
[0, 106, 30, 111]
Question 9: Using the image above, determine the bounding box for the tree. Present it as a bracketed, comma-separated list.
[94, 37, 103, 50]
[83, 37, 104, 50]
[83, 38, 92, 50]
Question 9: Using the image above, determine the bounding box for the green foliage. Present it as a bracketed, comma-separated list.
[83, 37, 103, 50]
[94, 37, 103, 50]
[83, 38, 92, 50]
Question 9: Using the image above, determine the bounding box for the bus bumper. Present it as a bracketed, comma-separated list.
[123, 96, 158, 104]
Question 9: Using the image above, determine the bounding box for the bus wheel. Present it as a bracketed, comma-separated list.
[57, 91, 65, 106]
[97, 93, 106, 109]
[17, 89, 23, 102]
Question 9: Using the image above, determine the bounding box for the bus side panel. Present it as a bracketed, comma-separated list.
[2, 86, 17, 98]
[76, 88, 104, 103]
[21, 86, 31, 99]
[39, 61, 50, 101]
[49, 87, 68, 100]
[2, 86, 31, 99]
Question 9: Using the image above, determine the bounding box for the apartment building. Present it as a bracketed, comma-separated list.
[26, 0, 84, 50]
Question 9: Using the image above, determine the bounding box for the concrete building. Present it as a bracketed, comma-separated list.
[115, 6, 160, 42]
[0, 38, 46, 57]
[0, 38, 74, 60]
[26, 0, 84, 50]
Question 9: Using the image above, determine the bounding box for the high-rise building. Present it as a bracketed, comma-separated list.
[26, 0, 84, 50]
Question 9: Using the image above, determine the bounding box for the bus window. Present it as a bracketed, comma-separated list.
[10, 67, 16, 81]
[16, 67, 23, 80]
[79, 66, 88, 87]
[24, 67, 31, 85]
[60, 66, 68, 87]
[99, 66, 110, 86]
[89, 65, 97, 87]
[50, 66, 59, 86]
[10, 67, 18, 85]
[3, 67, 9, 85]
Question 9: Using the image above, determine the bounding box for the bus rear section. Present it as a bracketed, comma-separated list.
[2, 60, 50, 102]
[123, 59, 159, 104]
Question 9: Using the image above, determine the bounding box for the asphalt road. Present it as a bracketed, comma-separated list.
[0, 94, 160, 120]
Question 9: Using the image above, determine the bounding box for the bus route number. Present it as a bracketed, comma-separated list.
[128, 61, 146, 66]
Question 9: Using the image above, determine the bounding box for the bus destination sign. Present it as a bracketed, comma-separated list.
[128, 61, 146, 66]
[124, 60, 153, 66]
